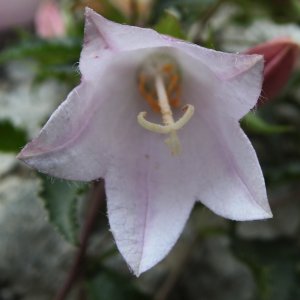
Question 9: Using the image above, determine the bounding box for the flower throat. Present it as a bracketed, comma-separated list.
[137, 54, 194, 156]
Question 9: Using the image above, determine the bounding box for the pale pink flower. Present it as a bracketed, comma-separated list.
[18, 9, 272, 275]
[35, 0, 65, 39]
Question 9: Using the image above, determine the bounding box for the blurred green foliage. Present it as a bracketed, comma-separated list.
[0, 120, 27, 153]
[86, 270, 149, 300]
[1, 0, 300, 299]
[233, 238, 300, 300]
[154, 11, 185, 39]
[242, 113, 293, 135]
[0, 38, 82, 85]
[40, 175, 86, 245]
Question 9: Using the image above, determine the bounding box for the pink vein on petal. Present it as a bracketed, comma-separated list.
[86, 9, 118, 51]
[19, 84, 100, 159]
[199, 111, 270, 215]
[136, 146, 151, 275]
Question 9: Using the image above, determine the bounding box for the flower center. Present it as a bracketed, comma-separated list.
[137, 54, 194, 155]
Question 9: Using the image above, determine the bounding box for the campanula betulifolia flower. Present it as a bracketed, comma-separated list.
[18, 9, 272, 275]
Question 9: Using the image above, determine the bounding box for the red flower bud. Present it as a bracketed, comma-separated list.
[246, 38, 299, 101]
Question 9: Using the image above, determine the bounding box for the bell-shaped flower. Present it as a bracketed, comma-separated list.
[246, 38, 299, 100]
[17, 9, 272, 275]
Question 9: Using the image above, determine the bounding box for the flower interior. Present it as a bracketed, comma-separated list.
[137, 53, 194, 156]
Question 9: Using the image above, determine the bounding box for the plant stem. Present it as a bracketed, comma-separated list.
[54, 180, 106, 300]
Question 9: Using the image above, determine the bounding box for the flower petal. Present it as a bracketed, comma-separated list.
[17, 82, 108, 180]
[197, 117, 271, 220]
[81, 10, 263, 118]
[18, 47, 181, 180]
[104, 48, 267, 275]
[170, 40, 264, 119]
[105, 129, 196, 276]
[80, 8, 168, 78]
[18, 49, 147, 180]
[177, 63, 272, 220]
[171, 39, 262, 79]
[182, 98, 271, 220]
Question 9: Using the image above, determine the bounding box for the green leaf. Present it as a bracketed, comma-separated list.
[242, 113, 293, 135]
[0, 120, 27, 153]
[40, 175, 86, 245]
[100, 0, 128, 23]
[86, 270, 149, 300]
[0, 38, 81, 66]
[154, 11, 185, 39]
[232, 238, 300, 300]
[34, 64, 80, 86]
[151, 0, 219, 24]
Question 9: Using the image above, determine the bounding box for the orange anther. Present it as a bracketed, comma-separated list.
[138, 74, 160, 112]
[144, 93, 161, 112]
[138, 74, 146, 93]
[168, 75, 181, 108]
[167, 75, 178, 93]
[162, 63, 173, 74]
[138, 60, 181, 112]
[170, 97, 180, 108]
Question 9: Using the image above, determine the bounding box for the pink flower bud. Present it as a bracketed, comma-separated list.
[246, 38, 299, 100]
[35, 0, 65, 39]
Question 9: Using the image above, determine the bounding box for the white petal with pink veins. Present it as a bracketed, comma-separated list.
[80, 8, 169, 78]
[18, 50, 144, 180]
[17, 11, 271, 275]
[105, 140, 197, 275]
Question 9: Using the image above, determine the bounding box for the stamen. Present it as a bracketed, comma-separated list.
[137, 54, 194, 155]
[138, 74, 160, 112]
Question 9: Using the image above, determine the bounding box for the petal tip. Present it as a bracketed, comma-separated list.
[16, 151, 24, 161]
[132, 253, 165, 277]
[241, 206, 273, 221]
[84, 6, 106, 23]
[16, 151, 31, 163]
[257, 210, 273, 220]
[262, 208, 273, 219]
[16, 145, 30, 161]
[254, 201, 273, 220]
[132, 268, 141, 278]
[247, 53, 264, 68]
[131, 263, 149, 277]
[84, 6, 94, 16]
[16, 141, 46, 161]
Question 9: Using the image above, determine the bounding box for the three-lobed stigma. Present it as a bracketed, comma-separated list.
[137, 53, 194, 156]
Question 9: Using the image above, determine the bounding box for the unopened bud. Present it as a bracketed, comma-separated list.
[246, 38, 299, 101]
